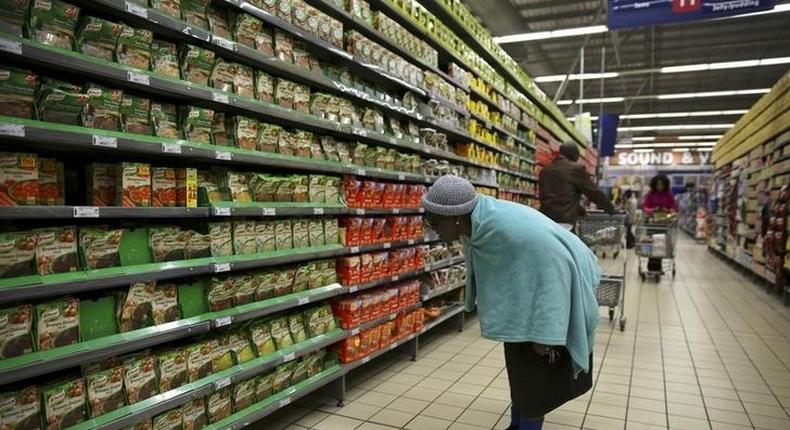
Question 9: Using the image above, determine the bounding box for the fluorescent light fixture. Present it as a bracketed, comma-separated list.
[619, 124, 734, 131]
[632, 137, 656, 141]
[621, 110, 747, 119]
[629, 142, 717, 148]
[673, 148, 690, 152]
[493, 25, 607, 44]
[633, 149, 654, 153]
[677, 135, 723, 140]
[614, 144, 633, 149]
[698, 148, 714, 152]
[558, 89, 768, 104]
[557, 96, 624, 105]
[535, 72, 619, 83]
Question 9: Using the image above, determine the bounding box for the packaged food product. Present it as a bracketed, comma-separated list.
[0, 67, 38, 119]
[207, 277, 234, 311]
[181, 398, 207, 430]
[324, 218, 339, 244]
[181, 106, 214, 144]
[176, 167, 198, 208]
[157, 349, 188, 392]
[152, 408, 181, 430]
[198, 170, 223, 204]
[125, 419, 152, 430]
[211, 335, 234, 372]
[0, 304, 33, 359]
[77, 16, 123, 60]
[150, 0, 181, 19]
[274, 78, 295, 110]
[275, 0, 292, 22]
[291, 358, 308, 384]
[271, 362, 293, 393]
[79, 228, 123, 269]
[210, 59, 235, 94]
[209, 222, 232, 257]
[0, 386, 40, 430]
[35, 226, 78, 275]
[151, 39, 180, 79]
[269, 317, 293, 350]
[233, 378, 255, 412]
[207, 5, 230, 39]
[254, 270, 276, 301]
[307, 176, 325, 203]
[255, 371, 274, 400]
[82, 84, 123, 131]
[232, 116, 259, 151]
[287, 313, 308, 343]
[151, 102, 179, 138]
[274, 219, 293, 250]
[86, 366, 125, 417]
[248, 173, 277, 201]
[118, 281, 154, 332]
[117, 162, 151, 207]
[255, 25, 274, 57]
[273, 29, 293, 63]
[233, 221, 257, 255]
[151, 167, 177, 207]
[325, 176, 340, 204]
[274, 268, 294, 296]
[0, 153, 37, 207]
[228, 330, 255, 363]
[120, 94, 152, 135]
[291, 41, 311, 70]
[181, 0, 210, 29]
[234, 64, 255, 99]
[292, 175, 309, 202]
[307, 219, 325, 247]
[43, 378, 86, 430]
[35, 297, 79, 351]
[208, 387, 231, 423]
[277, 130, 295, 156]
[248, 320, 275, 356]
[291, 219, 309, 249]
[0, 0, 30, 36]
[291, 1, 309, 32]
[186, 341, 213, 382]
[293, 84, 310, 114]
[211, 112, 230, 146]
[86, 162, 115, 207]
[117, 25, 153, 70]
[180, 45, 215, 86]
[29, 0, 81, 50]
[185, 230, 211, 259]
[122, 354, 158, 404]
[255, 71, 275, 104]
[221, 171, 251, 202]
[231, 12, 261, 49]
[151, 226, 189, 262]
[149, 283, 179, 325]
[255, 221, 275, 253]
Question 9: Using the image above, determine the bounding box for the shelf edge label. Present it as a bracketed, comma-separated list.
[279, 397, 291, 408]
[297, 297, 310, 305]
[313, 208, 325, 215]
[92, 135, 118, 148]
[214, 262, 231, 273]
[282, 352, 296, 362]
[124, 1, 148, 18]
[215, 151, 232, 160]
[262, 207, 277, 216]
[212, 92, 230, 104]
[214, 377, 232, 390]
[0, 124, 25, 137]
[214, 207, 231, 216]
[0, 38, 22, 55]
[127, 70, 150, 86]
[162, 143, 182, 154]
[214, 316, 233, 327]
[213, 36, 237, 51]
[73, 206, 100, 218]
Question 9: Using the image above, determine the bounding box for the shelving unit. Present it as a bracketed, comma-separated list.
[710, 72, 790, 305]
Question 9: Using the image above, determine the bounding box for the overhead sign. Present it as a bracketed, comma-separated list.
[610, 151, 712, 166]
[608, 0, 774, 29]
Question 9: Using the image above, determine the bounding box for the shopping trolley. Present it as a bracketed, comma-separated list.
[635, 214, 677, 282]
[578, 212, 627, 331]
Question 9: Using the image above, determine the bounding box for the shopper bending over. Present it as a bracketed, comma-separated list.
[539, 142, 615, 231]
[422, 175, 601, 430]
[642, 175, 676, 272]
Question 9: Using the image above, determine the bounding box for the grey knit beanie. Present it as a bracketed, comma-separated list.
[422, 175, 478, 216]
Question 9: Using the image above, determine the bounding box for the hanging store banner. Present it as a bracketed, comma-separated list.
[609, 151, 712, 166]
[607, 0, 774, 29]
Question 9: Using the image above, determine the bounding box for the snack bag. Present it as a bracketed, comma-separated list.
[35, 297, 79, 351]
[29, 0, 81, 50]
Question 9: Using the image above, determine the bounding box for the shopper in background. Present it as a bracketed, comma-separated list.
[623, 190, 639, 248]
[422, 175, 601, 430]
[642, 174, 676, 271]
[539, 142, 615, 231]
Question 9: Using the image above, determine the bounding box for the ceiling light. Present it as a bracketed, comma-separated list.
[634, 149, 654, 153]
[557, 96, 624, 105]
[622, 110, 747, 119]
[619, 124, 734, 131]
[628, 142, 717, 148]
[614, 144, 633, 149]
[535, 72, 619, 83]
[559, 89, 768, 104]
[493, 25, 607, 44]
[632, 137, 656, 141]
[672, 148, 690, 152]
[678, 135, 723, 140]
[697, 148, 714, 152]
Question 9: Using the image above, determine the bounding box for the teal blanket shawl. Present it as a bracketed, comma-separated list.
[463, 197, 601, 373]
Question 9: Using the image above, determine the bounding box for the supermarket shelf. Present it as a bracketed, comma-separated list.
[345, 255, 465, 294]
[0, 284, 346, 385]
[348, 302, 423, 336]
[708, 245, 774, 284]
[424, 256, 465, 273]
[202, 366, 344, 430]
[0, 116, 430, 184]
[340, 332, 417, 373]
[0, 206, 210, 219]
[419, 304, 465, 334]
[70, 329, 347, 430]
[499, 188, 536, 197]
[421, 280, 465, 301]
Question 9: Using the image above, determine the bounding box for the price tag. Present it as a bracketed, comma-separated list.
[214, 316, 232, 327]
[162, 143, 182, 154]
[354, 208, 365, 215]
[350, 327, 360, 335]
[350, 247, 360, 254]
[424, 146, 432, 154]
[213, 92, 230, 104]
[279, 397, 291, 408]
[127, 70, 150, 86]
[361, 356, 371, 364]
[355, 169, 366, 176]
[313, 208, 325, 215]
[352, 128, 368, 137]
[215, 151, 232, 160]
[391, 275, 399, 282]
[383, 243, 391, 249]
[348, 286, 358, 293]
[424, 237, 431, 243]
[282, 352, 296, 362]
[389, 342, 398, 350]
[215, 207, 231, 216]
[407, 239, 415, 245]
[0, 38, 22, 54]
[92, 135, 118, 148]
[388, 313, 397, 321]
[398, 174, 406, 181]
[419, 208, 425, 213]
[392, 209, 400, 214]
[124, 1, 148, 18]
[297, 297, 310, 305]
[214, 377, 232, 390]
[73, 206, 100, 218]
[285, 387, 296, 396]
[214, 262, 231, 273]
[0, 124, 25, 137]
[213, 37, 237, 51]
[262, 207, 277, 216]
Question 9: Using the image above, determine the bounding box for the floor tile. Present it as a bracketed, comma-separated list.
[369, 409, 417, 428]
[404, 415, 452, 430]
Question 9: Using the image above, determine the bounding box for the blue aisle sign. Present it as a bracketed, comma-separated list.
[608, 0, 774, 29]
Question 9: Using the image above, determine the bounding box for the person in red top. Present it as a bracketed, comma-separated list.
[642, 175, 675, 272]
[642, 175, 676, 214]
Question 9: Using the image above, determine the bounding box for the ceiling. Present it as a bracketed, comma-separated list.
[463, 0, 790, 141]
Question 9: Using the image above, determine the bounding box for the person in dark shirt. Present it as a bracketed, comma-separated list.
[539, 142, 615, 229]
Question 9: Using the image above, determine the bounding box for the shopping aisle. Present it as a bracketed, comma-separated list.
[257, 237, 790, 430]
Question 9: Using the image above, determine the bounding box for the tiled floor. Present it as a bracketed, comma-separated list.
[258, 237, 790, 429]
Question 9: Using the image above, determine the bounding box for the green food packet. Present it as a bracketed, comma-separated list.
[86, 366, 125, 418]
[43, 378, 86, 430]
[151, 39, 179, 79]
[274, 219, 293, 251]
[181, 0, 210, 30]
[185, 230, 212, 259]
[0, 385, 41, 430]
[186, 341, 213, 382]
[152, 283, 180, 325]
[35, 297, 79, 351]
[152, 408, 181, 430]
[79, 228, 123, 270]
[207, 389, 231, 423]
[248, 319, 276, 356]
[207, 277, 235, 311]
[121, 354, 158, 404]
[231, 12, 261, 49]
[211, 335, 234, 372]
[0, 304, 33, 359]
[292, 264, 310, 293]
[120, 94, 151, 135]
[255, 222, 275, 254]
[248, 173, 279, 202]
[0, 0, 30, 36]
[157, 348, 188, 392]
[233, 275, 257, 306]
[255, 270, 277, 301]
[291, 359, 308, 384]
[181, 105, 214, 144]
[228, 330, 256, 363]
[82, 84, 123, 131]
[29, 0, 81, 49]
[149, 226, 188, 262]
[274, 268, 294, 297]
[206, 5, 230, 39]
[34, 226, 78, 275]
[302, 306, 323, 338]
[150, 0, 181, 20]
[0, 67, 38, 119]
[269, 317, 293, 350]
[210, 58, 235, 94]
[77, 16, 123, 61]
[323, 218, 339, 244]
[254, 71, 274, 104]
[232, 221, 256, 256]
[255, 371, 274, 401]
[0, 231, 37, 279]
[180, 44, 215, 86]
[232, 116, 259, 151]
[288, 313, 308, 343]
[307, 219, 325, 247]
[291, 218, 309, 249]
[271, 362, 294, 393]
[181, 398, 207, 430]
[117, 25, 153, 71]
[118, 281, 154, 333]
[232, 378, 256, 412]
[208, 222, 233, 257]
[150, 102, 179, 138]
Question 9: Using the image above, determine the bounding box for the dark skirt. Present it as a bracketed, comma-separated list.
[504, 342, 593, 419]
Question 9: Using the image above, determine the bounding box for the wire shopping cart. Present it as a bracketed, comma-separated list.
[635, 215, 678, 282]
[578, 212, 628, 331]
